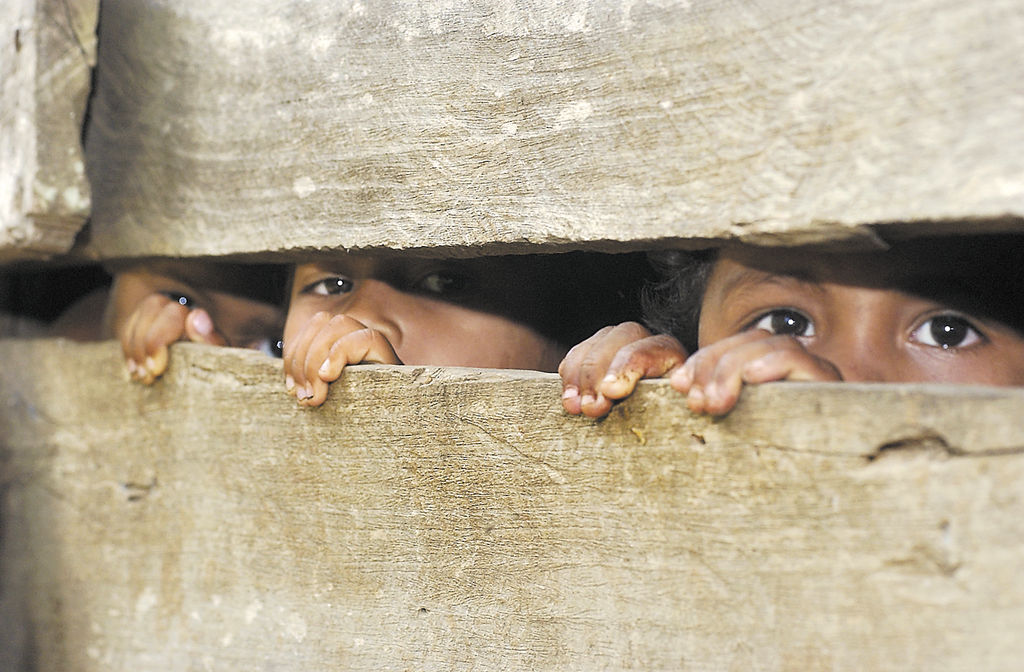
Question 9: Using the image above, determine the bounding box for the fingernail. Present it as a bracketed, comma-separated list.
[580, 394, 595, 408]
[127, 359, 137, 375]
[562, 386, 579, 400]
[191, 309, 213, 336]
[319, 359, 330, 376]
[302, 385, 314, 400]
[144, 356, 157, 374]
[601, 373, 630, 395]
[285, 375, 295, 392]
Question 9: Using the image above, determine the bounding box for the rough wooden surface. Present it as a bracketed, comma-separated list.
[3, 339, 1024, 670]
[0, 0, 97, 263]
[82, 0, 1024, 260]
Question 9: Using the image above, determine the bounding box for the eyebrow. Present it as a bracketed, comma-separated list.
[715, 266, 821, 302]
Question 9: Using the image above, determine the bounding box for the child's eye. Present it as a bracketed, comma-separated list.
[302, 277, 354, 296]
[159, 291, 194, 307]
[415, 271, 468, 296]
[749, 309, 816, 337]
[911, 314, 983, 350]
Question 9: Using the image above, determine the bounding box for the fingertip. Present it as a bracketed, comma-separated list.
[598, 371, 639, 400]
[189, 308, 213, 337]
[580, 392, 611, 418]
[561, 385, 581, 415]
[669, 365, 692, 393]
[702, 382, 726, 415]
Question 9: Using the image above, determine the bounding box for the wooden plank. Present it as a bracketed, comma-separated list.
[83, 0, 1024, 260]
[0, 0, 97, 263]
[3, 339, 1024, 670]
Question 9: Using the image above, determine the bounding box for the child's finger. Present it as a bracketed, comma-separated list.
[121, 294, 164, 372]
[577, 322, 655, 394]
[142, 300, 189, 356]
[685, 333, 833, 416]
[318, 328, 401, 381]
[139, 300, 190, 383]
[299, 315, 374, 405]
[121, 294, 182, 382]
[597, 334, 688, 400]
[282, 311, 332, 400]
[558, 325, 616, 415]
[184, 309, 228, 346]
[741, 347, 842, 385]
[671, 330, 777, 414]
[558, 322, 654, 416]
[300, 328, 402, 407]
[558, 326, 614, 385]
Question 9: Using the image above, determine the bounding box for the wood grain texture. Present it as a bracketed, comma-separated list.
[82, 0, 1024, 260]
[3, 339, 1024, 670]
[0, 0, 96, 263]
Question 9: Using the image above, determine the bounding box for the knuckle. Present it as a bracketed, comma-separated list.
[613, 321, 650, 339]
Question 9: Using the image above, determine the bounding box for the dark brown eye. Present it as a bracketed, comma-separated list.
[912, 314, 982, 349]
[416, 271, 467, 296]
[751, 309, 815, 337]
[303, 277, 354, 296]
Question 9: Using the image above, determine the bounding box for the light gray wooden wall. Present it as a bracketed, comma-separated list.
[0, 0, 97, 263]
[3, 341, 1024, 671]
[81, 0, 1024, 260]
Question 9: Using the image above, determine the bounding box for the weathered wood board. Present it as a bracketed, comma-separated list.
[3, 339, 1024, 670]
[0, 0, 97, 263]
[83, 0, 1024, 260]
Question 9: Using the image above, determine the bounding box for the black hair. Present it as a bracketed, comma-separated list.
[641, 249, 717, 353]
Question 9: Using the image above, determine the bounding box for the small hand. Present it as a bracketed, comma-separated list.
[670, 330, 841, 415]
[120, 293, 225, 384]
[282, 311, 402, 407]
[558, 321, 688, 418]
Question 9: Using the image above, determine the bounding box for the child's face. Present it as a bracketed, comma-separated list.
[697, 246, 1024, 385]
[108, 262, 284, 354]
[285, 256, 567, 371]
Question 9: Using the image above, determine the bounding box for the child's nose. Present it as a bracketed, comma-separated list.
[815, 334, 895, 383]
[343, 279, 405, 348]
[834, 354, 890, 382]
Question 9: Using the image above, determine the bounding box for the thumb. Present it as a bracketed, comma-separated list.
[184, 309, 228, 346]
